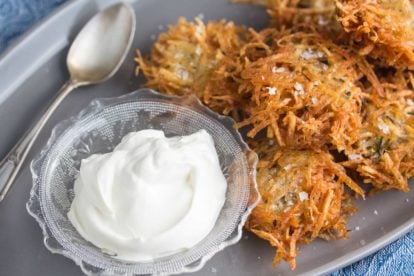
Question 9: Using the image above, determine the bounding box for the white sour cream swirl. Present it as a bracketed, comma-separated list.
[68, 129, 227, 261]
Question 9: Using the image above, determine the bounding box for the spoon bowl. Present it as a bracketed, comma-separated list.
[68, 3, 136, 84]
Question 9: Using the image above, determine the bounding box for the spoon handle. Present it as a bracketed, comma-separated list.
[0, 80, 78, 202]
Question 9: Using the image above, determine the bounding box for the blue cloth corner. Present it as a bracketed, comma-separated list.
[0, 0, 413, 275]
[0, 0, 66, 52]
[333, 231, 414, 275]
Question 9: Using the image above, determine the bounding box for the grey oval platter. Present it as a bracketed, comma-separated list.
[0, 0, 413, 275]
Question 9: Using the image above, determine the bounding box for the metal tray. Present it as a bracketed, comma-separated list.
[0, 0, 412, 275]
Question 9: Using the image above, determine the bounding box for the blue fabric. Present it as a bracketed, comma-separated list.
[0, 0, 66, 52]
[332, 231, 414, 275]
[0, 0, 413, 275]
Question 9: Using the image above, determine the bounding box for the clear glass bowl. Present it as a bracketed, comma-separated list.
[27, 88, 260, 275]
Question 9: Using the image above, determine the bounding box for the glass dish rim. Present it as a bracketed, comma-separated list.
[26, 88, 260, 275]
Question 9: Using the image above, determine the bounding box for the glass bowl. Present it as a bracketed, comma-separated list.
[27, 88, 260, 275]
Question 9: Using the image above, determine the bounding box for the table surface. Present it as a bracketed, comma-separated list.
[0, 0, 413, 275]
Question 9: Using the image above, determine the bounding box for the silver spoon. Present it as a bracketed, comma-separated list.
[0, 3, 136, 202]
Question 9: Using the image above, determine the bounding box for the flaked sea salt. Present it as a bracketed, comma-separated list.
[301, 49, 314, 59]
[318, 15, 328, 26]
[294, 82, 305, 96]
[197, 13, 205, 20]
[348, 154, 363, 161]
[272, 67, 286, 73]
[176, 68, 189, 81]
[174, 52, 184, 59]
[195, 46, 202, 55]
[301, 49, 324, 60]
[195, 25, 203, 35]
[294, 82, 304, 92]
[378, 123, 390, 134]
[267, 87, 277, 95]
[299, 191, 309, 202]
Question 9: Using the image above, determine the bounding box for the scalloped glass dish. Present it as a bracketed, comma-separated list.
[26, 88, 259, 275]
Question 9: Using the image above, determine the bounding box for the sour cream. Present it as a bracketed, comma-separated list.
[68, 129, 227, 261]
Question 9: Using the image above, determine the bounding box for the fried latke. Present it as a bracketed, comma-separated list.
[136, 17, 250, 115]
[247, 141, 362, 269]
[335, 0, 414, 69]
[235, 29, 363, 151]
[344, 70, 414, 192]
